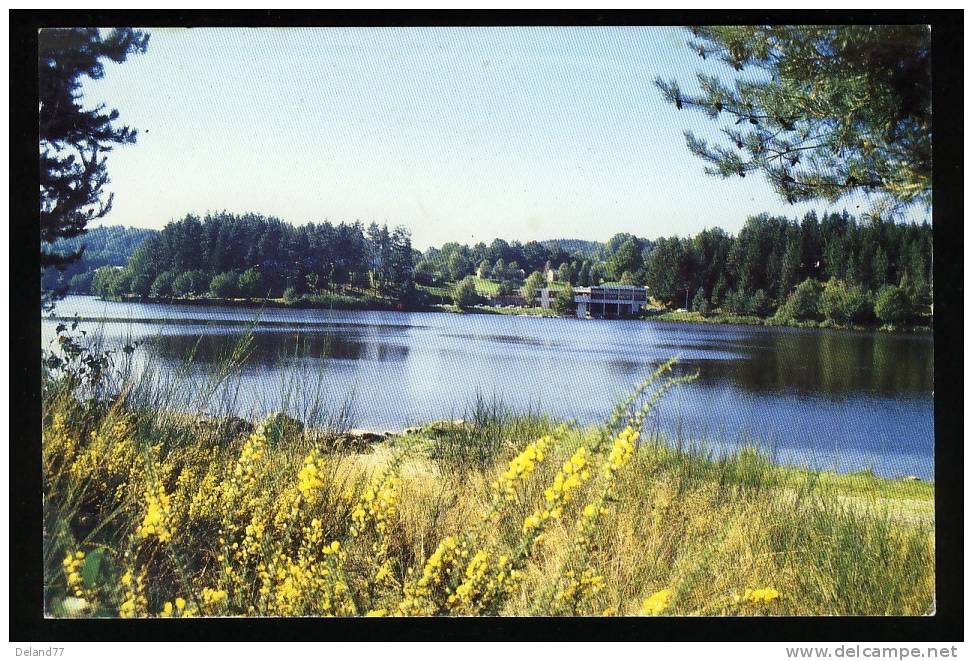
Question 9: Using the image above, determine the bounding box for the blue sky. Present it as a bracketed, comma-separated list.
[80, 26, 905, 250]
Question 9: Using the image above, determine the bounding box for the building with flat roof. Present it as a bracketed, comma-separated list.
[574, 285, 647, 318]
[536, 284, 648, 318]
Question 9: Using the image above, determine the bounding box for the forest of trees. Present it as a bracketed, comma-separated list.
[41, 225, 158, 296]
[90, 213, 417, 304]
[418, 211, 931, 323]
[90, 209, 931, 326]
[641, 211, 932, 321]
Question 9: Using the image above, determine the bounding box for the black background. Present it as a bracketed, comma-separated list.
[9, 8, 964, 642]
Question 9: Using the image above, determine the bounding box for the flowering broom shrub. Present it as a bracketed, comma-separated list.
[41, 359, 934, 617]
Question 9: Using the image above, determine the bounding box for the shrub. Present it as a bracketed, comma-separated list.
[874, 285, 915, 326]
[723, 289, 751, 315]
[239, 267, 264, 299]
[551, 286, 576, 315]
[282, 286, 301, 304]
[749, 289, 769, 317]
[452, 277, 481, 308]
[129, 273, 153, 298]
[522, 272, 545, 307]
[414, 259, 436, 286]
[778, 279, 823, 322]
[496, 280, 516, 297]
[40, 359, 934, 617]
[91, 267, 132, 300]
[691, 287, 709, 315]
[476, 259, 491, 280]
[819, 278, 873, 325]
[69, 271, 94, 294]
[173, 270, 209, 297]
[90, 267, 115, 298]
[150, 271, 178, 298]
[209, 271, 240, 299]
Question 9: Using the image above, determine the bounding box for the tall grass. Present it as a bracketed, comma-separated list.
[40, 334, 934, 617]
[428, 393, 555, 473]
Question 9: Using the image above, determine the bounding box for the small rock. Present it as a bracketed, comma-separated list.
[333, 429, 389, 452]
[424, 419, 468, 436]
[195, 415, 255, 445]
[262, 412, 305, 445]
[225, 416, 256, 439]
[344, 429, 386, 444]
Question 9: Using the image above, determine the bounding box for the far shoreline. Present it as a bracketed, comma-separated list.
[57, 293, 933, 334]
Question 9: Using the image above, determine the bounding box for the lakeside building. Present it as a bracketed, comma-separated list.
[536, 285, 648, 318]
[536, 287, 558, 309]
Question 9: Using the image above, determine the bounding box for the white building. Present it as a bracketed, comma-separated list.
[574, 285, 648, 318]
[536, 284, 648, 318]
[537, 287, 557, 309]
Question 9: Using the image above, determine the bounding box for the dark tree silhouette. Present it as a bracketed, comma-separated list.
[39, 27, 149, 305]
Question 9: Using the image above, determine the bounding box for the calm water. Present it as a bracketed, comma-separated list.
[43, 296, 935, 479]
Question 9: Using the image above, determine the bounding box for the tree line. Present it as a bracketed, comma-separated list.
[89, 208, 931, 325]
[42, 225, 158, 296]
[641, 211, 931, 326]
[91, 212, 417, 303]
[421, 211, 930, 324]
[90, 213, 621, 305]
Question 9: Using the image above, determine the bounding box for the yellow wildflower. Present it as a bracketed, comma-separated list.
[297, 449, 326, 498]
[603, 427, 639, 477]
[735, 587, 781, 605]
[137, 480, 173, 542]
[553, 568, 605, 615]
[642, 588, 672, 616]
[62, 551, 85, 598]
[522, 445, 594, 536]
[544, 446, 591, 504]
[118, 567, 148, 618]
[201, 587, 229, 608]
[494, 436, 551, 500]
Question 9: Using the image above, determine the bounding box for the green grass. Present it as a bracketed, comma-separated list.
[416, 284, 452, 300]
[470, 304, 557, 317]
[42, 394, 935, 616]
[120, 289, 400, 311]
[651, 309, 932, 333]
[471, 277, 502, 296]
[653, 310, 767, 326]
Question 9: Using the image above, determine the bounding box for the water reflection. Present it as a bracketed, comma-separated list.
[42, 297, 934, 478]
[146, 330, 411, 365]
[680, 329, 932, 397]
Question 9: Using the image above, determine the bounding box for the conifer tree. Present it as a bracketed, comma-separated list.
[39, 27, 149, 306]
[656, 26, 930, 208]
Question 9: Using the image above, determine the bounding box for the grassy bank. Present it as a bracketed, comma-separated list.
[112, 290, 410, 312]
[430, 303, 557, 317]
[649, 310, 933, 334]
[42, 359, 933, 618]
[470, 305, 558, 317]
[96, 292, 931, 333]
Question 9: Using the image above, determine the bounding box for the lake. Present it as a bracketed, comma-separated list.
[43, 296, 935, 479]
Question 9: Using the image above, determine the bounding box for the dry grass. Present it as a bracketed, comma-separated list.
[41, 358, 934, 618]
